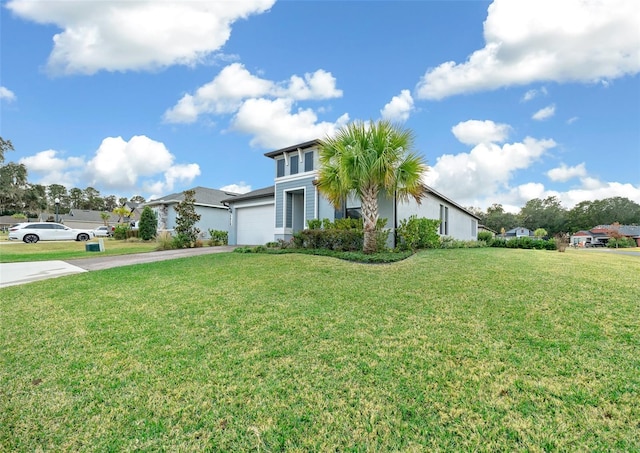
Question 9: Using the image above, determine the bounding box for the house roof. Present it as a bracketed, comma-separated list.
[144, 186, 240, 208]
[221, 186, 275, 204]
[424, 185, 481, 220]
[264, 139, 320, 158]
[593, 224, 640, 237]
[56, 209, 120, 223]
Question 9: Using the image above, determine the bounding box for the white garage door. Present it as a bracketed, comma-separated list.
[236, 204, 274, 245]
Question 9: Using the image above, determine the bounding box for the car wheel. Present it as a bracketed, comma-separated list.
[77, 233, 90, 241]
[23, 234, 39, 243]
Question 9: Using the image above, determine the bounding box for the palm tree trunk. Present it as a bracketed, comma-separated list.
[361, 185, 379, 254]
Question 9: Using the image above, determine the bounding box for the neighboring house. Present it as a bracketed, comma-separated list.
[143, 186, 240, 238]
[501, 227, 534, 239]
[1, 215, 26, 231]
[571, 225, 640, 247]
[478, 224, 497, 237]
[223, 139, 480, 246]
[38, 209, 121, 230]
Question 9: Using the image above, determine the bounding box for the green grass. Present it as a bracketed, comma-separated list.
[0, 239, 158, 263]
[1, 248, 639, 451]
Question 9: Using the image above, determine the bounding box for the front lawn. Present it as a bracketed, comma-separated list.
[1, 248, 638, 451]
[0, 239, 158, 263]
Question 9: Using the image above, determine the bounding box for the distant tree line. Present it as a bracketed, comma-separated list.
[1, 136, 145, 217]
[469, 195, 640, 236]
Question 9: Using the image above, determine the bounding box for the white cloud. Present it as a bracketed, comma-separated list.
[416, 0, 640, 100]
[84, 136, 200, 193]
[500, 179, 640, 211]
[423, 136, 556, 203]
[532, 104, 556, 120]
[6, 0, 275, 74]
[522, 87, 547, 102]
[0, 86, 16, 102]
[220, 182, 252, 194]
[277, 70, 343, 101]
[566, 116, 579, 125]
[19, 150, 85, 187]
[231, 98, 350, 149]
[164, 63, 342, 124]
[547, 163, 587, 182]
[451, 120, 511, 145]
[380, 90, 414, 122]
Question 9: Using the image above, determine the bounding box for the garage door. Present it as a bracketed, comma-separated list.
[236, 204, 274, 245]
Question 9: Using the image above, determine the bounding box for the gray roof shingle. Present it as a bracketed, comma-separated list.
[145, 186, 241, 208]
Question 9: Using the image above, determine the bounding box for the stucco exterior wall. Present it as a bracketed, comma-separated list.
[397, 194, 478, 241]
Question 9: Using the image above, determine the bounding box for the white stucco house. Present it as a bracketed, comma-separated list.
[143, 186, 240, 239]
[222, 140, 480, 246]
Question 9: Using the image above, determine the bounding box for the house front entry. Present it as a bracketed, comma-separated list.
[285, 189, 305, 234]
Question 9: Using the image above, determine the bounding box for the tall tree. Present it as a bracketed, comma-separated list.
[83, 186, 102, 210]
[103, 195, 118, 211]
[174, 189, 201, 244]
[0, 162, 28, 214]
[483, 204, 517, 234]
[0, 136, 14, 164]
[130, 195, 146, 204]
[518, 196, 567, 235]
[69, 187, 84, 209]
[118, 197, 129, 206]
[317, 120, 427, 253]
[24, 184, 47, 216]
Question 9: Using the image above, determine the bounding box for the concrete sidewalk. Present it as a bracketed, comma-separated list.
[0, 261, 87, 288]
[0, 246, 238, 288]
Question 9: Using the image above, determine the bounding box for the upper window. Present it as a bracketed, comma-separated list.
[276, 159, 285, 177]
[304, 151, 314, 172]
[290, 154, 299, 175]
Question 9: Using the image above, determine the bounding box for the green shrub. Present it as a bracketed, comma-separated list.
[208, 229, 228, 246]
[306, 219, 322, 230]
[333, 218, 363, 230]
[172, 233, 192, 249]
[608, 237, 636, 248]
[113, 224, 130, 240]
[397, 216, 440, 251]
[292, 229, 364, 251]
[477, 231, 493, 242]
[491, 237, 556, 250]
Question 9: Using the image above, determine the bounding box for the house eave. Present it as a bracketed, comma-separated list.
[264, 139, 321, 159]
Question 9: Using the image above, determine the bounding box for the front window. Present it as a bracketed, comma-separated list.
[290, 154, 299, 175]
[304, 151, 314, 172]
[439, 204, 449, 235]
[276, 159, 285, 177]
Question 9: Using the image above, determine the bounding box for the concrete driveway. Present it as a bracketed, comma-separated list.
[0, 246, 237, 288]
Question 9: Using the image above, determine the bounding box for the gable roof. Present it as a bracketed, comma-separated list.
[145, 186, 240, 208]
[221, 186, 275, 204]
[56, 209, 120, 223]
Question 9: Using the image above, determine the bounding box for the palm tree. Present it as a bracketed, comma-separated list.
[317, 120, 428, 254]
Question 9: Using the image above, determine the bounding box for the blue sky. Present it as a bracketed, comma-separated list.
[1, 0, 638, 212]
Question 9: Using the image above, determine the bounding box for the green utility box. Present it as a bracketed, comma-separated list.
[85, 243, 101, 252]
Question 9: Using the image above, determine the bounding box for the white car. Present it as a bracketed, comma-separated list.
[8, 222, 95, 243]
[93, 225, 113, 237]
